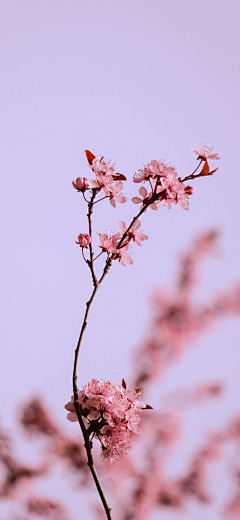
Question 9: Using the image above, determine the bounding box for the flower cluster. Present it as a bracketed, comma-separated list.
[133, 160, 195, 211]
[98, 219, 148, 266]
[73, 152, 128, 208]
[72, 146, 220, 267]
[65, 379, 149, 462]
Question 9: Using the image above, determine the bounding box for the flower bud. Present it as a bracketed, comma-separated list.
[72, 177, 89, 192]
[76, 233, 91, 248]
[184, 185, 195, 195]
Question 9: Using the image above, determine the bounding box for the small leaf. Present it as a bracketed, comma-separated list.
[200, 161, 210, 176]
[135, 387, 143, 394]
[112, 173, 127, 181]
[121, 378, 127, 389]
[209, 167, 219, 176]
[144, 404, 153, 409]
[85, 150, 96, 165]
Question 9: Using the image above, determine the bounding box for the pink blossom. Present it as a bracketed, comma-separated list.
[76, 233, 91, 248]
[132, 186, 159, 210]
[100, 425, 132, 462]
[191, 144, 220, 161]
[90, 157, 116, 176]
[72, 177, 89, 192]
[175, 182, 195, 211]
[89, 160, 127, 206]
[98, 232, 133, 265]
[98, 232, 121, 255]
[118, 219, 148, 246]
[65, 379, 149, 462]
[133, 160, 176, 183]
[156, 176, 194, 211]
[113, 245, 134, 266]
[108, 181, 128, 208]
[89, 173, 113, 195]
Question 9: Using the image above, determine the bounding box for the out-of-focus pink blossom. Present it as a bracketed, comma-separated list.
[164, 382, 223, 409]
[27, 497, 66, 519]
[191, 144, 220, 161]
[118, 219, 148, 246]
[72, 177, 89, 192]
[20, 398, 57, 437]
[132, 186, 159, 210]
[76, 233, 91, 248]
[65, 379, 148, 462]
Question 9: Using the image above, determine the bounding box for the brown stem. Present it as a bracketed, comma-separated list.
[116, 198, 154, 250]
[87, 192, 98, 287]
[72, 193, 155, 519]
[73, 400, 112, 520]
[181, 159, 203, 183]
[81, 248, 88, 264]
[93, 195, 109, 205]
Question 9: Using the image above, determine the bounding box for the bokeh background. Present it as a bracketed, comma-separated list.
[0, 1, 240, 518]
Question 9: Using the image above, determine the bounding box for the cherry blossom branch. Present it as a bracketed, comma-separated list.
[73, 198, 152, 387]
[72, 197, 155, 519]
[71, 145, 220, 519]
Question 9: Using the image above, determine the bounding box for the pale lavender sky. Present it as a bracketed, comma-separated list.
[0, 1, 240, 519]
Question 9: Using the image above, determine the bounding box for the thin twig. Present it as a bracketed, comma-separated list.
[93, 251, 104, 262]
[181, 159, 203, 183]
[93, 195, 108, 205]
[81, 248, 88, 263]
[87, 192, 98, 287]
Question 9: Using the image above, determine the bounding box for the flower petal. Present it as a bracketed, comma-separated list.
[118, 221, 127, 232]
[139, 186, 148, 198]
[67, 412, 78, 422]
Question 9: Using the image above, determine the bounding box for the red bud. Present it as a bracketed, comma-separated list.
[85, 150, 96, 165]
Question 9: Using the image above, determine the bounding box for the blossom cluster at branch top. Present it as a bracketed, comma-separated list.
[89, 157, 128, 207]
[132, 145, 219, 211]
[132, 161, 195, 211]
[72, 145, 219, 214]
[72, 152, 128, 208]
[72, 146, 220, 265]
[65, 379, 149, 462]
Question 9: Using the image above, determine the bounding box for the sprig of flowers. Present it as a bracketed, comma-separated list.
[68, 144, 219, 519]
[65, 379, 152, 463]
